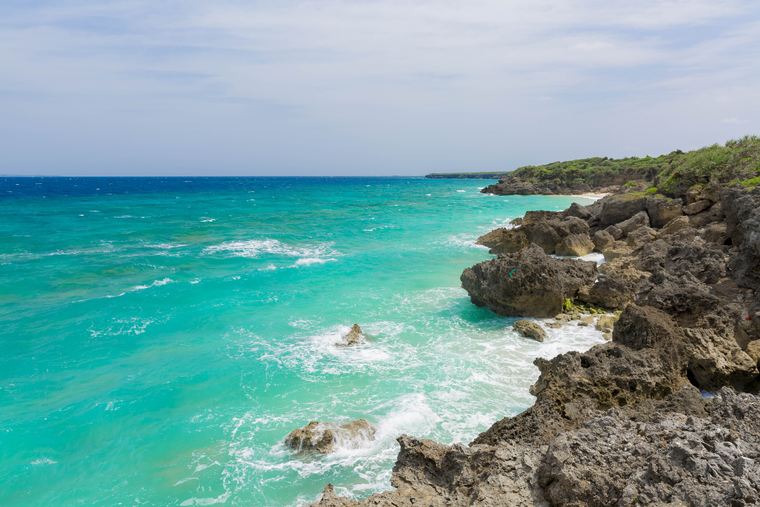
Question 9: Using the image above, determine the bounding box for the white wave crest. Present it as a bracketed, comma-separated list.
[203, 239, 338, 266]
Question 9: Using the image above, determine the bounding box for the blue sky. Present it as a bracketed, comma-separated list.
[1, 0, 759, 175]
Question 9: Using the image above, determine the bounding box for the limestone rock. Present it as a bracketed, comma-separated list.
[286, 419, 375, 454]
[578, 259, 649, 309]
[595, 314, 617, 333]
[554, 233, 595, 256]
[658, 215, 691, 236]
[612, 304, 680, 350]
[689, 201, 724, 227]
[476, 227, 528, 255]
[598, 193, 649, 226]
[513, 320, 546, 342]
[703, 222, 728, 245]
[684, 199, 712, 215]
[537, 390, 760, 507]
[616, 210, 650, 236]
[336, 324, 365, 346]
[625, 225, 656, 247]
[477, 216, 589, 255]
[460, 244, 597, 317]
[592, 229, 615, 252]
[724, 188, 760, 290]
[646, 196, 683, 227]
[746, 340, 760, 364]
[566, 202, 593, 220]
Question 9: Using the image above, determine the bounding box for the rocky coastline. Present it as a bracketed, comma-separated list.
[312, 174, 760, 505]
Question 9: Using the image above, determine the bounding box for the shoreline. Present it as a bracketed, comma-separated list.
[317, 183, 760, 506]
[563, 192, 609, 201]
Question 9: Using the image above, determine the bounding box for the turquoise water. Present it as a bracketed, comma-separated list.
[0, 177, 603, 506]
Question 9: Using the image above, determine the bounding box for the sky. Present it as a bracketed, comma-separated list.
[1, 0, 759, 176]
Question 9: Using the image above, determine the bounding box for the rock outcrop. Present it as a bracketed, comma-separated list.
[513, 320, 546, 342]
[315, 184, 760, 507]
[476, 215, 590, 256]
[460, 244, 597, 317]
[336, 324, 365, 346]
[286, 419, 375, 454]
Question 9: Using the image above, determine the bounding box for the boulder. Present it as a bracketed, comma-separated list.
[646, 196, 683, 228]
[702, 222, 729, 245]
[658, 215, 691, 236]
[604, 224, 623, 240]
[683, 327, 758, 391]
[513, 320, 546, 342]
[476, 227, 528, 255]
[577, 259, 650, 309]
[474, 342, 687, 447]
[285, 419, 375, 454]
[688, 201, 724, 228]
[565, 202, 593, 220]
[684, 199, 712, 215]
[335, 324, 366, 346]
[598, 193, 649, 226]
[625, 225, 657, 247]
[723, 188, 760, 290]
[592, 229, 615, 252]
[746, 340, 760, 364]
[602, 242, 633, 261]
[460, 244, 597, 317]
[664, 237, 727, 285]
[555, 233, 595, 256]
[595, 314, 617, 333]
[612, 304, 681, 351]
[616, 210, 650, 236]
[477, 215, 589, 255]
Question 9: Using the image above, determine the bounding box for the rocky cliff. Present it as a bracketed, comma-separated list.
[313, 182, 760, 506]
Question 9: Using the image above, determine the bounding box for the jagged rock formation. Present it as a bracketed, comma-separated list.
[314, 185, 760, 506]
[286, 419, 376, 454]
[460, 244, 597, 317]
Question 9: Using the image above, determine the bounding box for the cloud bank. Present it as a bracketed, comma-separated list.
[1, 0, 759, 175]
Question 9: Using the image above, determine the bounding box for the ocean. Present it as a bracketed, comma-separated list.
[0, 177, 604, 506]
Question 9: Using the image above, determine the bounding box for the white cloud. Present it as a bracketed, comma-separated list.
[0, 0, 759, 174]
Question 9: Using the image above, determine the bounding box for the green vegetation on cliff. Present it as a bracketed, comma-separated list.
[486, 135, 760, 197]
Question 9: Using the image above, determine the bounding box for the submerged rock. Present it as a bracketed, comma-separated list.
[513, 320, 546, 342]
[460, 244, 597, 317]
[285, 419, 375, 454]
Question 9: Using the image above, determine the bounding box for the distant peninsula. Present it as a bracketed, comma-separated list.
[424, 171, 507, 179]
[427, 136, 760, 196]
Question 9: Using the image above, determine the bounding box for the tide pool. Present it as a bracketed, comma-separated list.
[0, 177, 603, 506]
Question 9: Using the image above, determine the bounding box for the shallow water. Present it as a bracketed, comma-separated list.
[0, 177, 603, 506]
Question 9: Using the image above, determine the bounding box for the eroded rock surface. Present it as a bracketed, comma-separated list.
[460, 244, 597, 317]
[513, 320, 546, 342]
[286, 419, 375, 454]
[315, 186, 760, 506]
[336, 324, 365, 346]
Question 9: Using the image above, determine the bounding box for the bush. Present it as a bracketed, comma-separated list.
[499, 135, 760, 198]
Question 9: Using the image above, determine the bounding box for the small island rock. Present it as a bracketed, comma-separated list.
[285, 419, 376, 454]
[336, 324, 365, 346]
[513, 320, 546, 342]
